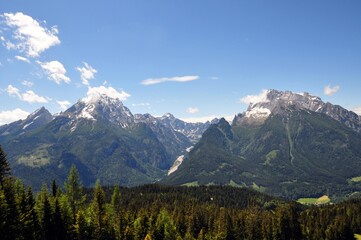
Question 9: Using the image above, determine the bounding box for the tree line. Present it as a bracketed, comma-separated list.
[1, 145, 361, 239]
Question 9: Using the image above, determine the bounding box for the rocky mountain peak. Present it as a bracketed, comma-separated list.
[23, 107, 53, 127]
[248, 90, 323, 114]
[0, 106, 53, 136]
[240, 89, 361, 132]
[65, 93, 134, 128]
[161, 113, 176, 120]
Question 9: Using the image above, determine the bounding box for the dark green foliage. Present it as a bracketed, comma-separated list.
[1, 179, 361, 239]
[1, 178, 21, 240]
[19, 187, 40, 240]
[1, 149, 361, 239]
[0, 145, 11, 184]
[92, 180, 106, 238]
[64, 164, 86, 224]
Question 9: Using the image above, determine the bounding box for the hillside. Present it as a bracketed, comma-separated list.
[165, 90, 361, 199]
[0, 93, 213, 190]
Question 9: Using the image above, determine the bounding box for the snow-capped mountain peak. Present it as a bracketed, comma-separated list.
[81, 85, 130, 104]
[65, 93, 134, 128]
[240, 89, 361, 132]
[161, 113, 175, 120]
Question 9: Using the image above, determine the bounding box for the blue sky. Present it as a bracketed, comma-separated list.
[0, 0, 360, 124]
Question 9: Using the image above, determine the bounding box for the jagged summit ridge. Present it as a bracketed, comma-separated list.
[241, 89, 361, 132]
[0, 106, 53, 136]
[65, 94, 134, 128]
[159, 113, 218, 143]
[245, 90, 323, 117]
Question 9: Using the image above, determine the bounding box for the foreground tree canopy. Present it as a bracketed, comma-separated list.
[0, 145, 361, 240]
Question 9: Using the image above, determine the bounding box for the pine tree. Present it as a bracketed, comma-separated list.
[0, 185, 8, 236]
[53, 198, 66, 240]
[111, 185, 121, 215]
[52, 179, 58, 198]
[2, 178, 20, 240]
[92, 179, 106, 238]
[64, 164, 85, 224]
[0, 145, 11, 185]
[75, 209, 95, 240]
[19, 187, 40, 240]
[42, 195, 53, 240]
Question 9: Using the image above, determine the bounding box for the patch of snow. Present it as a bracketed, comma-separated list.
[33, 116, 40, 120]
[245, 106, 271, 119]
[70, 125, 77, 132]
[186, 146, 193, 152]
[22, 122, 33, 129]
[124, 109, 132, 117]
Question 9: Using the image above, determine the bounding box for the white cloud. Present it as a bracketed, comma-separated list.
[141, 75, 199, 85]
[324, 85, 340, 96]
[210, 76, 219, 80]
[240, 89, 270, 105]
[0, 108, 29, 125]
[180, 115, 234, 123]
[83, 86, 131, 103]
[22, 80, 34, 87]
[37, 60, 70, 84]
[76, 62, 97, 86]
[187, 107, 199, 114]
[132, 102, 151, 107]
[6, 84, 21, 98]
[1, 12, 60, 57]
[352, 107, 361, 116]
[21, 90, 48, 103]
[57, 100, 71, 111]
[15, 55, 30, 63]
[6, 84, 48, 103]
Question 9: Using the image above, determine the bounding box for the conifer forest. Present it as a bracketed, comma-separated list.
[1, 146, 361, 240]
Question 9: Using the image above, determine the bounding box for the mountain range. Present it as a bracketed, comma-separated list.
[0, 93, 215, 190]
[164, 90, 361, 200]
[1, 89, 361, 200]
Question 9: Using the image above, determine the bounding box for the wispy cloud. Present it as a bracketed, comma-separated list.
[83, 86, 131, 103]
[141, 75, 199, 85]
[15, 55, 30, 63]
[180, 115, 234, 123]
[0, 108, 29, 125]
[37, 60, 70, 84]
[6, 84, 48, 103]
[76, 62, 97, 86]
[6, 84, 21, 98]
[240, 89, 269, 105]
[22, 80, 34, 87]
[132, 102, 151, 107]
[1, 12, 60, 57]
[324, 85, 340, 96]
[57, 100, 71, 111]
[186, 107, 199, 114]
